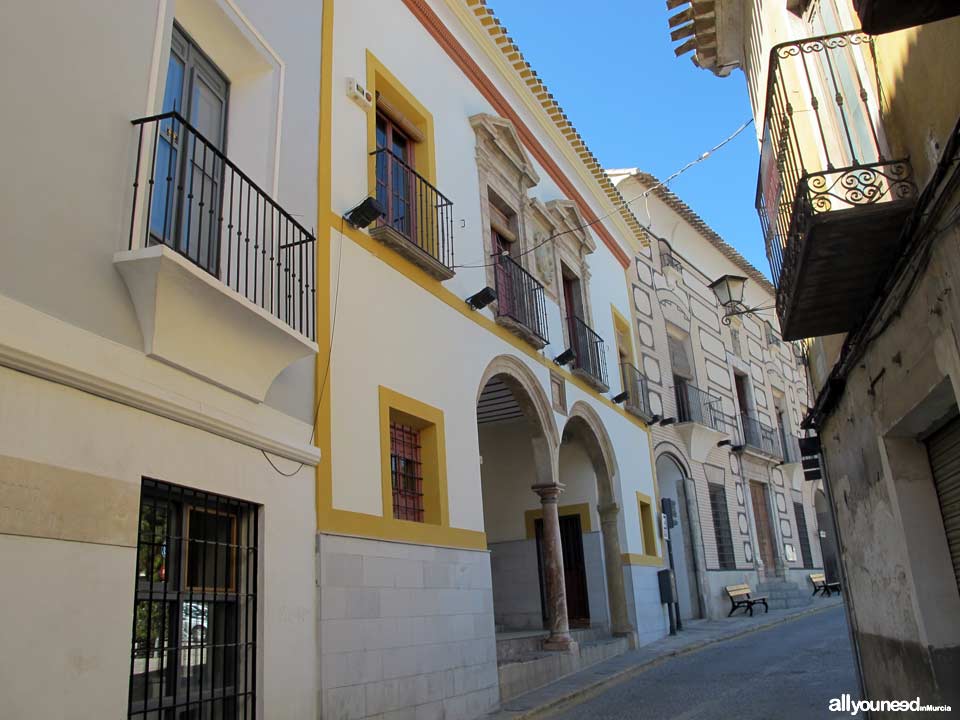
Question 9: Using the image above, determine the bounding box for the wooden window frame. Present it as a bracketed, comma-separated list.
[636, 491, 660, 559]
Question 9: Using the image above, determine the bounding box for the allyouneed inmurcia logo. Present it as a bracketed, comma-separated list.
[829, 695, 952, 715]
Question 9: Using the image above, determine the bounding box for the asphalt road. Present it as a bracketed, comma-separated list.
[545, 606, 861, 720]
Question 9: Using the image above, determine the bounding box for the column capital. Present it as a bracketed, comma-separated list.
[598, 502, 620, 520]
[532, 483, 565, 502]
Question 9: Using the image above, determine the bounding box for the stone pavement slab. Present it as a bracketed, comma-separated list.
[486, 596, 845, 719]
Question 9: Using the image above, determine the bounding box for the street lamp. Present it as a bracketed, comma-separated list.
[709, 274, 774, 326]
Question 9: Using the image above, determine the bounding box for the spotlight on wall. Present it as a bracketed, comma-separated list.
[658, 417, 676, 426]
[730, 444, 746, 452]
[612, 390, 629, 404]
[466, 287, 497, 311]
[650, 414, 662, 424]
[344, 196, 385, 228]
[717, 439, 733, 448]
[553, 348, 576, 367]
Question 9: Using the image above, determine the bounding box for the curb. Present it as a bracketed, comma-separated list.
[496, 601, 844, 720]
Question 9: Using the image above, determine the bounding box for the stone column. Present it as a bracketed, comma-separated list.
[598, 502, 633, 637]
[532, 483, 575, 651]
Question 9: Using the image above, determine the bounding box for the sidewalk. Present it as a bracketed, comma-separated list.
[487, 596, 846, 719]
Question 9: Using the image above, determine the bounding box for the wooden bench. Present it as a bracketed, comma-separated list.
[725, 584, 769, 617]
[809, 573, 841, 597]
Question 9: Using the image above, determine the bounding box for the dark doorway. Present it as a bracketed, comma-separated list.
[750, 481, 777, 572]
[535, 514, 590, 628]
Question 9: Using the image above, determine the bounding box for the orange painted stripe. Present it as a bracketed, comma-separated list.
[401, 0, 631, 269]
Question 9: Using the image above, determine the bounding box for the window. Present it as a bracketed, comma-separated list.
[794, 502, 815, 568]
[152, 23, 229, 273]
[612, 307, 635, 395]
[735, 372, 752, 416]
[709, 483, 736, 569]
[636, 492, 658, 558]
[390, 421, 424, 522]
[128, 479, 258, 719]
[380, 386, 448, 526]
[375, 112, 415, 238]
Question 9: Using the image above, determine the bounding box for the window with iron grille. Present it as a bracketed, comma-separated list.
[708, 483, 737, 570]
[128, 478, 259, 719]
[391, 421, 424, 522]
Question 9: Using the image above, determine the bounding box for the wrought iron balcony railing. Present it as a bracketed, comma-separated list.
[658, 239, 682, 273]
[371, 148, 454, 277]
[741, 413, 782, 458]
[130, 112, 316, 340]
[621, 363, 653, 419]
[756, 31, 917, 340]
[568, 316, 609, 390]
[493, 252, 549, 345]
[674, 381, 732, 434]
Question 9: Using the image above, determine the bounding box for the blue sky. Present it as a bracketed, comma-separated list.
[491, 1, 768, 277]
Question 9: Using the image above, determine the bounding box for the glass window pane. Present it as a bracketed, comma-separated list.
[186, 507, 236, 591]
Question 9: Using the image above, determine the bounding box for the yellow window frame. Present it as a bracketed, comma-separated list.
[379, 386, 448, 527]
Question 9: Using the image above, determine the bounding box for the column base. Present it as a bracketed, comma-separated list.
[542, 635, 578, 652]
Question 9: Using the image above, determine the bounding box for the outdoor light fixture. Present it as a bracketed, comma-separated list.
[553, 348, 576, 367]
[344, 196, 385, 228]
[612, 390, 629, 404]
[466, 286, 497, 311]
[730, 444, 746, 452]
[659, 417, 676, 426]
[709, 274, 775, 326]
[717, 439, 733, 447]
[650, 414, 662, 424]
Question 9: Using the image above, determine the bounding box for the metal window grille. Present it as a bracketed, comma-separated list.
[128, 478, 259, 719]
[708, 483, 737, 570]
[390, 422, 424, 522]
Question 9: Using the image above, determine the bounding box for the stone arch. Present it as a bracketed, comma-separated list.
[476, 354, 560, 486]
[561, 401, 631, 636]
[564, 401, 620, 504]
[656, 450, 706, 620]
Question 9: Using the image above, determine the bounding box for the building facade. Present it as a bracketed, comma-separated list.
[0, 0, 324, 718]
[666, 0, 960, 708]
[610, 170, 825, 620]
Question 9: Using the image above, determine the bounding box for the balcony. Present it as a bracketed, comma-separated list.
[370, 148, 455, 280]
[756, 31, 917, 341]
[568, 316, 609, 392]
[621, 363, 654, 421]
[116, 112, 318, 401]
[740, 413, 782, 459]
[672, 382, 735, 461]
[493, 253, 549, 348]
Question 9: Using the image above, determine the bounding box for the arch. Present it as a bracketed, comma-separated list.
[563, 401, 619, 504]
[477, 355, 560, 487]
[560, 401, 631, 636]
[656, 450, 706, 620]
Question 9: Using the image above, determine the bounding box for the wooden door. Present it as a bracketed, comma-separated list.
[535, 514, 591, 628]
[750, 481, 777, 572]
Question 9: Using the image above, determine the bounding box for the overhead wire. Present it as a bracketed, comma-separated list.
[453, 118, 754, 269]
[261, 214, 347, 477]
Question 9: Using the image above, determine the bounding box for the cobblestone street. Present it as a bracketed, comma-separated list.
[545, 606, 860, 720]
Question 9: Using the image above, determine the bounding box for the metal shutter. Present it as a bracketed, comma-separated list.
[925, 416, 960, 595]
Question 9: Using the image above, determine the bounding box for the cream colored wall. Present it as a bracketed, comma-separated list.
[0, 365, 317, 719]
[0, 0, 321, 421]
[327, 0, 655, 549]
[612, 172, 817, 575]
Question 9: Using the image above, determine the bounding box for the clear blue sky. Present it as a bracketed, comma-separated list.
[491, 1, 768, 277]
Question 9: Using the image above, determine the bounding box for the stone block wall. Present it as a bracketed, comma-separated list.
[317, 534, 500, 720]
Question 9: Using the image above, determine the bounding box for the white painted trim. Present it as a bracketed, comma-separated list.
[218, 0, 286, 196]
[0, 294, 320, 466]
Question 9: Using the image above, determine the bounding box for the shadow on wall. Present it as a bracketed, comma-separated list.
[880, 16, 960, 186]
